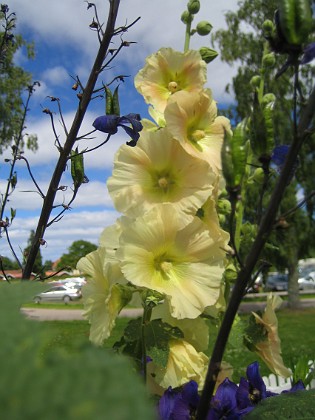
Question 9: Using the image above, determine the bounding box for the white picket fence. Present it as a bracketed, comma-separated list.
[262, 360, 315, 393]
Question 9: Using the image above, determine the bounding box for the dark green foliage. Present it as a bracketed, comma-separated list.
[57, 240, 97, 270]
[245, 389, 315, 419]
[114, 318, 184, 368]
[213, 0, 315, 287]
[0, 283, 156, 420]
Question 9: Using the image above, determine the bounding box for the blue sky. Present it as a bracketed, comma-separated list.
[0, 0, 239, 263]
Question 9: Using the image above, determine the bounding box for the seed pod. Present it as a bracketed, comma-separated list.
[112, 86, 120, 116]
[105, 85, 113, 115]
[278, 0, 313, 46]
[70, 148, 85, 188]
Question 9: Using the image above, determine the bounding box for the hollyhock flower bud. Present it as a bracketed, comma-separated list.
[187, 0, 200, 14]
[199, 46, 218, 63]
[196, 21, 213, 36]
[181, 10, 193, 24]
[262, 52, 276, 68]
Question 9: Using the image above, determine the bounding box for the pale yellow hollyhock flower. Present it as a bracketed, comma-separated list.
[107, 128, 216, 218]
[151, 301, 209, 351]
[148, 339, 209, 391]
[135, 47, 207, 113]
[198, 196, 230, 245]
[141, 106, 166, 131]
[117, 204, 227, 319]
[252, 294, 291, 377]
[164, 89, 231, 173]
[77, 247, 130, 346]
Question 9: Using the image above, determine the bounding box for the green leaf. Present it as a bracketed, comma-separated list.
[245, 389, 315, 419]
[145, 320, 183, 368]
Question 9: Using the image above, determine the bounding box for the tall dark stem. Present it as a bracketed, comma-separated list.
[196, 85, 315, 419]
[22, 0, 121, 279]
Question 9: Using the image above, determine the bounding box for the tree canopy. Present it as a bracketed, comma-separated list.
[212, 0, 315, 307]
[57, 240, 98, 270]
[0, 5, 37, 152]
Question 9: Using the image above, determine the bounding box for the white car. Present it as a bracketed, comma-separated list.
[34, 285, 82, 304]
[298, 272, 315, 290]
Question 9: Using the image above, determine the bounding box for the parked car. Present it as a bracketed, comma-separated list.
[33, 285, 82, 304]
[298, 272, 315, 290]
[265, 273, 288, 291]
[48, 277, 86, 288]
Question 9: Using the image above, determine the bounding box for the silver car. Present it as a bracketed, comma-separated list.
[34, 285, 82, 304]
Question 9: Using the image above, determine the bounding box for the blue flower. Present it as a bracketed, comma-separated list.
[271, 145, 290, 167]
[301, 42, 315, 65]
[271, 144, 298, 181]
[92, 113, 143, 146]
[158, 381, 199, 420]
[237, 362, 277, 411]
[282, 379, 305, 394]
[207, 378, 248, 420]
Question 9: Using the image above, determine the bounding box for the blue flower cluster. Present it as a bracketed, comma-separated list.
[158, 361, 305, 420]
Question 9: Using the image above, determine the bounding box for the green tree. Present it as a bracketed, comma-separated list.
[0, 5, 37, 152]
[23, 230, 43, 274]
[57, 240, 97, 270]
[0, 255, 19, 270]
[213, 0, 315, 308]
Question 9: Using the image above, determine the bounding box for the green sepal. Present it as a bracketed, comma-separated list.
[10, 208, 16, 224]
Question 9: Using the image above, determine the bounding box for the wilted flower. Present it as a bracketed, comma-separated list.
[251, 294, 291, 378]
[77, 246, 131, 345]
[164, 89, 231, 173]
[107, 128, 216, 218]
[117, 204, 228, 319]
[135, 47, 207, 113]
[93, 113, 143, 145]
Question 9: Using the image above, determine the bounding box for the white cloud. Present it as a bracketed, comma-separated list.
[0, 209, 119, 263]
[41, 66, 70, 86]
[0, 178, 114, 211]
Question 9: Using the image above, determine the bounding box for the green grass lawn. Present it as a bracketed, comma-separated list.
[37, 307, 315, 383]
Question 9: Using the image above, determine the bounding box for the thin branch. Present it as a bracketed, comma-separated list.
[17, 155, 45, 199]
[23, 0, 122, 279]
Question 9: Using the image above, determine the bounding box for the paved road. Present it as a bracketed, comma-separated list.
[21, 298, 315, 321]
